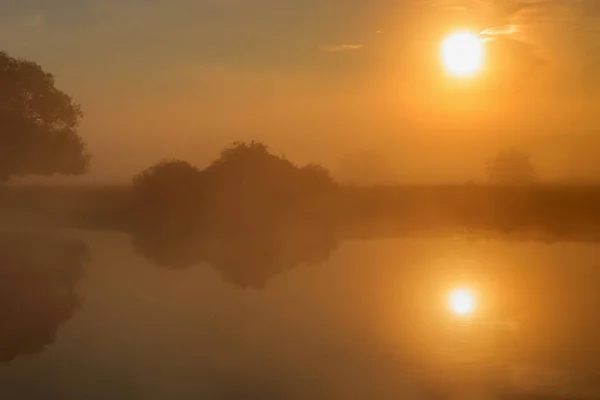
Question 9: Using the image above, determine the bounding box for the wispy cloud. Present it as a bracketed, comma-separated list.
[481, 24, 520, 36]
[416, 0, 470, 11]
[320, 44, 363, 52]
[420, 0, 589, 25]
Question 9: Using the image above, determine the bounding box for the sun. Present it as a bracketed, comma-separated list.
[441, 32, 484, 77]
[448, 288, 477, 316]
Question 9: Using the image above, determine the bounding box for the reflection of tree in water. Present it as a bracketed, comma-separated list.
[131, 142, 340, 288]
[133, 221, 339, 289]
[0, 232, 89, 362]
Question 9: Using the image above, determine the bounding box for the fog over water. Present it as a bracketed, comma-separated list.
[2, 228, 600, 399]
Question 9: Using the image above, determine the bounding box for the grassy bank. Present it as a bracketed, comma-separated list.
[3, 183, 600, 242]
[339, 184, 600, 241]
[0, 184, 131, 230]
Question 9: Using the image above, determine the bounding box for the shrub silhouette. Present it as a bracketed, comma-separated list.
[0, 51, 89, 182]
[130, 141, 339, 288]
[131, 160, 204, 235]
[130, 160, 205, 268]
[0, 233, 89, 362]
[486, 147, 537, 185]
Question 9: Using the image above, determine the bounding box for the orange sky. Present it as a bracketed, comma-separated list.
[2, 0, 600, 183]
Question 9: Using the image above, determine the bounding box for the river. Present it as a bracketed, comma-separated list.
[1, 229, 600, 399]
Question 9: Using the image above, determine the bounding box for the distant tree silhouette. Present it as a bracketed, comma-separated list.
[130, 141, 339, 288]
[200, 142, 338, 236]
[299, 163, 336, 190]
[0, 51, 89, 183]
[486, 148, 537, 185]
[130, 160, 205, 267]
[0, 233, 89, 362]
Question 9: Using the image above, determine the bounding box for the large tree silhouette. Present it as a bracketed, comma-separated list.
[0, 51, 89, 182]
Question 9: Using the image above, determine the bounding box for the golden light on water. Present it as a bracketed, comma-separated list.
[448, 288, 477, 316]
[441, 32, 484, 77]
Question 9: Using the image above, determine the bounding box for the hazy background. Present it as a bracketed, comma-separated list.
[2, 0, 599, 184]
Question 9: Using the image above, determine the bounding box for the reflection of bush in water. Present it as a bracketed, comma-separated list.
[131, 142, 339, 288]
[134, 224, 339, 288]
[0, 233, 89, 362]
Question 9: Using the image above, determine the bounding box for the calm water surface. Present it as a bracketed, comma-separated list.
[2, 229, 600, 399]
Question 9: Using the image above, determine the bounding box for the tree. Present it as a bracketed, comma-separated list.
[130, 142, 340, 288]
[0, 51, 89, 182]
[299, 163, 336, 189]
[131, 161, 204, 233]
[486, 147, 537, 185]
[130, 160, 206, 269]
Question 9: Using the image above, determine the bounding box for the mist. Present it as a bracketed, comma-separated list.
[1, 0, 598, 185]
[4, 1, 600, 399]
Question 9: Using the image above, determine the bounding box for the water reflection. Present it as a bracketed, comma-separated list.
[0, 232, 89, 363]
[386, 245, 600, 398]
[132, 224, 339, 289]
[4, 229, 600, 399]
[128, 206, 600, 397]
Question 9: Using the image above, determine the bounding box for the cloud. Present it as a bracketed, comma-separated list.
[416, 0, 471, 11]
[320, 44, 364, 52]
[481, 24, 520, 36]
[421, 0, 589, 25]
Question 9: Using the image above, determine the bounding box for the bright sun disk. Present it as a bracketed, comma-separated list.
[448, 288, 477, 316]
[441, 32, 484, 77]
